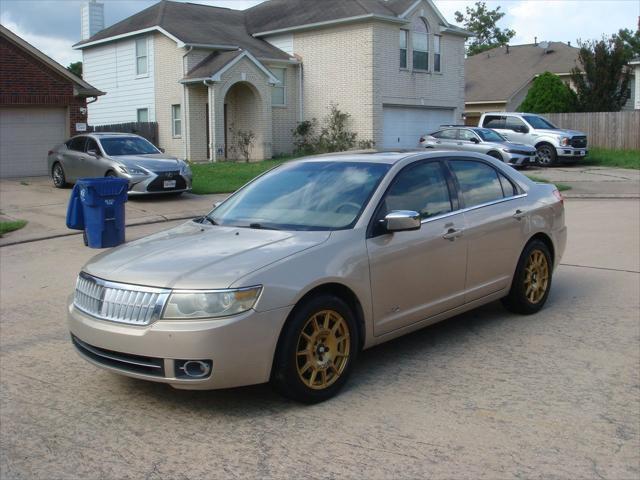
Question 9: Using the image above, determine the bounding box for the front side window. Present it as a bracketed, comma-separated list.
[210, 162, 390, 231]
[459, 129, 479, 142]
[434, 35, 442, 72]
[412, 17, 429, 71]
[85, 138, 100, 154]
[382, 162, 452, 220]
[171, 104, 182, 137]
[271, 68, 286, 106]
[135, 38, 148, 76]
[99, 137, 160, 156]
[400, 30, 408, 69]
[522, 115, 557, 129]
[449, 160, 504, 207]
[137, 108, 149, 123]
[505, 116, 527, 131]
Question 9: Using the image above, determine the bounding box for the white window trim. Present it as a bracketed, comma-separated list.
[400, 29, 409, 70]
[135, 37, 149, 78]
[136, 108, 149, 123]
[271, 68, 287, 107]
[434, 34, 442, 73]
[411, 17, 430, 73]
[171, 104, 182, 138]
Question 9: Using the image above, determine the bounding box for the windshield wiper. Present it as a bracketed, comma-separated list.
[248, 223, 281, 231]
[202, 216, 218, 226]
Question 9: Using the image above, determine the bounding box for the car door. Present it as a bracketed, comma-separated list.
[447, 159, 528, 302]
[61, 136, 87, 181]
[457, 129, 486, 154]
[366, 160, 468, 336]
[430, 129, 460, 151]
[503, 116, 530, 144]
[83, 137, 108, 177]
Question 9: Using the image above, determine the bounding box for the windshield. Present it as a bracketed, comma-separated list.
[99, 137, 160, 156]
[209, 161, 390, 231]
[523, 115, 557, 129]
[475, 129, 506, 142]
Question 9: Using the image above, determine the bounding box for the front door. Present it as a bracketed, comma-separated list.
[367, 160, 467, 336]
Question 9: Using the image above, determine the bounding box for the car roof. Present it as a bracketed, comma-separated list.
[293, 149, 500, 165]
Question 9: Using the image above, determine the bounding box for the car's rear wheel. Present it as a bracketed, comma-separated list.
[52, 163, 68, 188]
[272, 294, 359, 403]
[502, 239, 553, 314]
[536, 143, 557, 166]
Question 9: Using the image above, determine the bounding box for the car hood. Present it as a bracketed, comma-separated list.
[112, 154, 183, 172]
[504, 141, 536, 151]
[535, 128, 586, 137]
[83, 221, 331, 290]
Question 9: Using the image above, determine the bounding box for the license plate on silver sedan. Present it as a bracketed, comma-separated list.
[163, 180, 177, 189]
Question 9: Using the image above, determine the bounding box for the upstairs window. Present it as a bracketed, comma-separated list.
[412, 17, 429, 71]
[271, 68, 286, 106]
[434, 35, 442, 72]
[171, 104, 182, 137]
[137, 108, 148, 123]
[135, 38, 148, 76]
[400, 30, 408, 69]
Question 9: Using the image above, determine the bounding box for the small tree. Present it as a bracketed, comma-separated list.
[570, 36, 631, 112]
[67, 61, 82, 77]
[292, 119, 318, 155]
[229, 125, 256, 162]
[518, 72, 577, 113]
[454, 1, 515, 56]
[317, 104, 357, 153]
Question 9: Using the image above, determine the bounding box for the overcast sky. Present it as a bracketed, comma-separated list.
[1, 0, 638, 67]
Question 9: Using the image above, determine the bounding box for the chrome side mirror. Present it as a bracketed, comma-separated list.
[384, 210, 421, 232]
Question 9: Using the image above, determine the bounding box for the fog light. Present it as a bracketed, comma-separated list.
[175, 360, 212, 379]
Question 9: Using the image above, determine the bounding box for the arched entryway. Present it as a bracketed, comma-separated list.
[223, 81, 262, 161]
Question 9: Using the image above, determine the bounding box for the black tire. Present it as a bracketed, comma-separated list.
[536, 143, 557, 166]
[83, 230, 88, 246]
[487, 151, 503, 161]
[502, 239, 553, 315]
[52, 162, 68, 188]
[272, 294, 359, 404]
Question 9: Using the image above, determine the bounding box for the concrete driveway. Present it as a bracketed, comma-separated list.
[526, 165, 640, 198]
[0, 177, 226, 246]
[1, 198, 638, 479]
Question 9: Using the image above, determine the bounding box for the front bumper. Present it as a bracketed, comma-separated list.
[556, 146, 588, 159]
[68, 301, 291, 390]
[127, 171, 193, 195]
[503, 151, 536, 166]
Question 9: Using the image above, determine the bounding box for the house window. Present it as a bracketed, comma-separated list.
[400, 30, 408, 69]
[171, 104, 182, 137]
[271, 68, 286, 106]
[137, 108, 148, 122]
[412, 17, 429, 71]
[135, 38, 148, 76]
[434, 35, 442, 72]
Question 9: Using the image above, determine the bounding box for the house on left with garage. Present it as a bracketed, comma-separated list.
[0, 25, 104, 178]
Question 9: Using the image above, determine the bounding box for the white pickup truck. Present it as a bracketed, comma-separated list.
[478, 112, 588, 166]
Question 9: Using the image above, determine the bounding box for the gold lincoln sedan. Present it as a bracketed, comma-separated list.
[68, 151, 566, 403]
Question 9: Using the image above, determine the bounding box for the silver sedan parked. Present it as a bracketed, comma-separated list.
[420, 126, 537, 166]
[68, 151, 566, 403]
[48, 133, 192, 195]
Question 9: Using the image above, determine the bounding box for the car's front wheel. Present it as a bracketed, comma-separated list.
[536, 143, 557, 166]
[272, 294, 359, 403]
[52, 163, 68, 188]
[502, 239, 553, 314]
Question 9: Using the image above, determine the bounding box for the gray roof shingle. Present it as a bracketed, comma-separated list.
[466, 42, 581, 103]
[182, 50, 244, 80]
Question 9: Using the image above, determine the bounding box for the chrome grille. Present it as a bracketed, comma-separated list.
[74, 273, 170, 325]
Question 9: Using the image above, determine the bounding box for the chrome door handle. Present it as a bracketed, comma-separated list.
[443, 228, 463, 241]
[513, 209, 527, 220]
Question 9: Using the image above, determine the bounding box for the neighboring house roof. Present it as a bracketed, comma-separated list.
[466, 42, 581, 104]
[1, 24, 104, 97]
[181, 49, 280, 84]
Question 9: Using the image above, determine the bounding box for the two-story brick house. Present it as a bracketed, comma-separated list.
[75, 0, 469, 162]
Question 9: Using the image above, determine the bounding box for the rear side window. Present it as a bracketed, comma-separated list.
[382, 162, 452, 220]
[498, 172, 517, 197]
[66, 137, 86, 151]
[449, 160, 504, 207]
[482, 116, 505, 129]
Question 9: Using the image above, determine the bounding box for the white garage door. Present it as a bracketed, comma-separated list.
[0, 107, 67, 177]
[382, 106, 454, 149]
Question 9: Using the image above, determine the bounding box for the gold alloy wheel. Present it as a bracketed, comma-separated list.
[296, 310, 350, 390]
[524, 249, 550, 304]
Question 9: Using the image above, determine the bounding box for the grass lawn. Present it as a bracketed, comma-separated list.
[190, 157, 296, 194]
[583, 147, 640, 170]
[0, 220, 27, 237]
[526, 175, 572, 192]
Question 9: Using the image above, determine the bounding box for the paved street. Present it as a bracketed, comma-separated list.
[1, 199, 639, 479]
[526, 165, 640, 198]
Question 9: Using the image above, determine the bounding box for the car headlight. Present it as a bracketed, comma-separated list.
[560, 137, 570, 146]
[118, 165, 147, 175]
[180, 162, 192, 175]
[162, 286, 262, 319]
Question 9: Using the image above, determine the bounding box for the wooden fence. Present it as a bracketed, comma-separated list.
[544, 111, 639, 150]
[90, 122, 159, 146]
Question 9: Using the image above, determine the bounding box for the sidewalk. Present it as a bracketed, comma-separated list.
[0, 177, 228, 246]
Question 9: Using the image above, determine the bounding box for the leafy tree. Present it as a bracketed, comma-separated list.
[67, 61, 82, 77]
[570, 36, 631, 112]
[518, 72, 577, 113]
[614, 27, 640, 60]
[454, 1, 515, 56]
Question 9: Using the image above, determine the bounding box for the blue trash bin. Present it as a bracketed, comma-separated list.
[76, 178, 128, 248]
[66, 184, 85, 231]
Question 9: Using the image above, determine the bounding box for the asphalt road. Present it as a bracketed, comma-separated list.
[1, 199, 638, 480]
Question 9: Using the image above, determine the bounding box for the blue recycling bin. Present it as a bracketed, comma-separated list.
[70, 178, 128, 248]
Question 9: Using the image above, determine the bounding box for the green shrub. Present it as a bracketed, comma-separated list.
[518, 72, 577, 113]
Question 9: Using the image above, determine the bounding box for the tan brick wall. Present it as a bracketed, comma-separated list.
[153, 33, 185, 158]
[266, 63, 299, 156]
[293, 23, 375, 144]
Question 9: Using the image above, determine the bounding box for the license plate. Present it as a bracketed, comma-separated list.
[163, 180, 176, 189]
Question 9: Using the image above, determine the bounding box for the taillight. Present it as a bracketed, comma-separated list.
[552, 188, 564, 204]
